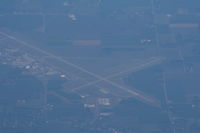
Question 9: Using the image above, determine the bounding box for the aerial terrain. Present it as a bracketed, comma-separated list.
[0, 0, 200, 133]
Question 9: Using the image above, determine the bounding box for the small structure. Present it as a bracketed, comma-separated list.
[100, 112, 112, 116]
[60, 74, 66, 78]
[84, 104, 95, 108]
[68, 14, 77, 21]
[98, 98, 111, 106]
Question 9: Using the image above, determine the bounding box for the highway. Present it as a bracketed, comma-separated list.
[151, 0, 177, 132]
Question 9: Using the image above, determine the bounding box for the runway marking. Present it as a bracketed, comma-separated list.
[0, 31, 162, 107]
[72, 57, 163, 91]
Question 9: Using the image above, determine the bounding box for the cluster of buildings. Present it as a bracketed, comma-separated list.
[0, 43, 70, 81]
